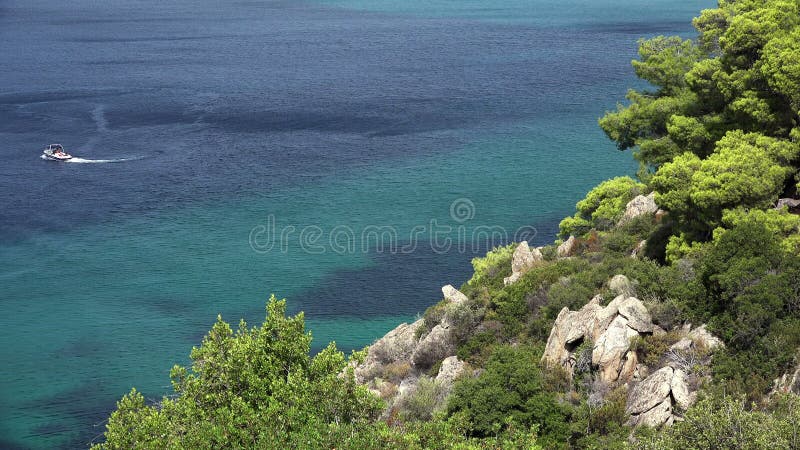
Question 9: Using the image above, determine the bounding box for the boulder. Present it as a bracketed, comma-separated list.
[688, 324, 724, 350]
[626, 366, 674, 415]
[564, 299, 603, 344]
[557, 236, 576, 258]
[542, 290, 655, 385]
[442, 285, 468, 305]
[592, 315, 640, 383]
[619, 350, 639, 382]
[503, 242, 542, 285]
[775, 198, 800, 211]
[355, 319, 422, 382]
[412, 324, 455, 369]
[541, 297, 607, 369]
[597, 295, 626, 331]
[436, 356, 466, 388]
[618, 192, 658, 225]
[541, 307, 574, 368]
[511, 241, 540, 272]
[626, 366, 696, 428]
[671, 368, 692, 411]
[617, 297, 653, 333]
[629, 398, 673, 427]
[669, 337, 693, 352]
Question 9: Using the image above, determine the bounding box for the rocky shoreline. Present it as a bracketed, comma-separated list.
[350, 192, 736, 429]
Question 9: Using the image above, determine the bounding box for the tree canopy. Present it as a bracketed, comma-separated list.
[93, 297, 383, 449]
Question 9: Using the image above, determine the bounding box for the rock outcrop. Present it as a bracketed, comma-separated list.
[775, 198, 800, 211]
[436, 356, 466, 388]
[541, 276, 724, 429]
[772, 363, 800, 396]
[608, 274, 635, 297]
[352, 283, 475, 414]
[687, 324, 724, 350]
[618, 192, 658, 225]
[354, 319, 423, 383]
[503, 242, 542, 285]
[541, 287, 653, 384]
[412, 323, 456, 369]
[557, 236, 576, 258]
[442, 285, 468, 304]
[626, 366, 693, 427]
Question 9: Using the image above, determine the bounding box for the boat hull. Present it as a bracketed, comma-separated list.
[42, 151, 72, 161]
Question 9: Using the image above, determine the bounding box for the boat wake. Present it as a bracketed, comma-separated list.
[67, 157, 140, 164]
[40, 155, 141, 163]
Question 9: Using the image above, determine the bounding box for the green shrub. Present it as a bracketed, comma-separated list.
[93, 296, 383, 449]
[466, 244, 515, 290]
[397, 377, 447, 421]
[446, 345, 572, 446]
[456, 331, 499, 366]
[629, 331, 682, 368]
[559, 177, 646, 238]
[638, 392, 800, 450]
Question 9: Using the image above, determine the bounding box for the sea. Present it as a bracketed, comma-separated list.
[0, 0, 710, 447]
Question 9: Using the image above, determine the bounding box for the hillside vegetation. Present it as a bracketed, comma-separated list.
[94, 0, 800, 448]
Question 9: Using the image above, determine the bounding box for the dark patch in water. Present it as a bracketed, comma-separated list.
[58, 338, 104, 359]
[292, 217, 560, 323]
[0, 438, 28, 450]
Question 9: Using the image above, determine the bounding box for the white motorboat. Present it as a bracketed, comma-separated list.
[42, 144, 73, 161]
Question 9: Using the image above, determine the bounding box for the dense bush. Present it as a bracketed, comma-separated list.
[446, 345, 572, 447]
[93, 297, 383, 449]
[559, 177, 646, 237]
[639, 392, 800, 449]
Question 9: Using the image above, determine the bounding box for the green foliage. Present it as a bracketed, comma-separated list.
[296, 415, 543, 449]
[490, 258, 588, 338]
[585, 387, 628, 438]
[630, 332, 681, 368]
[720, 207, 800, 251]
[639, 392, 800, 450]
[559, 177, 646, 237]
[601, 0, 800, 182]
[457, 331, 500, 366]
[446, 345, 572, 446]
[762, 26, 800, 110]
[652, 131, 799, 242]
[632, 36, 705, 95]
[94, 296, 383, 449]
[466, 244, 514, 290]
[397, 377, 447, 421]
[690, 218, 800, 398]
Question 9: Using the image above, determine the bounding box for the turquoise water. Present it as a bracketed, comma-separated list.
[0, 0, 710, 447]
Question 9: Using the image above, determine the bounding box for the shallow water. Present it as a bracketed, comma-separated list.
[0, 0, 709, 447]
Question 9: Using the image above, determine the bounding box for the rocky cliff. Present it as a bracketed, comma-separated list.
[352, 193, 726, 428]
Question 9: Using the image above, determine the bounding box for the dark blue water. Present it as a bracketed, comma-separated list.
[0, 0, 709, 447]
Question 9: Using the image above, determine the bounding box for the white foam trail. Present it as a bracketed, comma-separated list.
[40, 154, 142, 163]
[67, 157, 140, 164]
